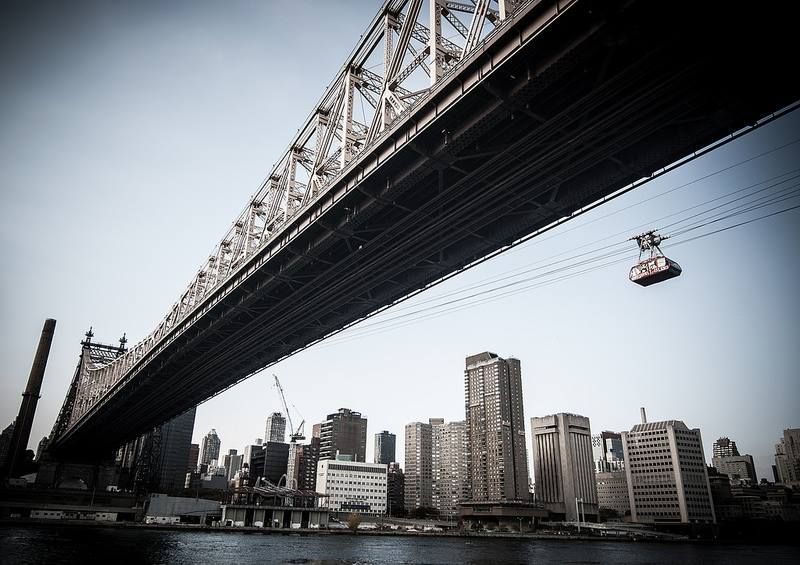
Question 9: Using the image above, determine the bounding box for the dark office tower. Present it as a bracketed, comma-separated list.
[374, 431, 396, 464]
[318, 408, 367, 462]
[157, 407, 197, 493]
[247, 445, 265, 480]
[265, 412, 286, 443]
[465, 352, 529, 501]
[200, 429, 221, 466]
[387, 462, 406, 517]
[244, 443, 264, 479]
[262, 441, 290, 485]
[187, 443, 200, 472]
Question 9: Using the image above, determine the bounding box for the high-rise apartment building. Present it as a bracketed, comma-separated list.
[404, 420, 433, 511]
[284, 426, 323, 491]
[622, 414, 715, 524]
[531, 413, 598, 521]
[711, 437, 756, 485]
[265, 412, 287, 444]
[774, 428, 800, 488]
[404, 418, 469, 516]
[199, 429, 221, 467]
[432, 420, 470, 516]
[374, 431, 396, 464]
[592, 431, 625, 472]
[302, 435, 322, 490]
[465, 352, 529, 501]
[318, 408, 367, 462]
[287, 436, 321, 490]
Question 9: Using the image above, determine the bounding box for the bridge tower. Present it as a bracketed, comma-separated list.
[35, 329, 128, 491]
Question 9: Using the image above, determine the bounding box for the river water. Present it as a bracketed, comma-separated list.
[1, 526, 797, 564]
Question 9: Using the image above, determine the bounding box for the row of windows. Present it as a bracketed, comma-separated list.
[326, 465, 386, 474]
[328, 494, 385, 501]
[327, 486, 386, 493]
[327, 478, 384, 485]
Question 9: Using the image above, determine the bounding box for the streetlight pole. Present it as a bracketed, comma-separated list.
[575, 497, 583, 533]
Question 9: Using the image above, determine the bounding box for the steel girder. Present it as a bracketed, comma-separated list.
[51, 0, 800, 454]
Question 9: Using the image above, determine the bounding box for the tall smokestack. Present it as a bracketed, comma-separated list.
[6, 319, 56, 478]
[640, 406, 647, 424]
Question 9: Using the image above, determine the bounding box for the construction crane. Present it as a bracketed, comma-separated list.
[273, 374, 305, 443]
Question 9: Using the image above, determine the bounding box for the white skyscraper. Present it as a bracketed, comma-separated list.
[622, 414, 715, 525]
[199, 428, 221, 467]
[264, 412, 286, 444]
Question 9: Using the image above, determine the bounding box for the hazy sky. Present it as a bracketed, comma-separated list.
[2, 1, 798, 484]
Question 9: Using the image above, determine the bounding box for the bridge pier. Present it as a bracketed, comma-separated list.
[35, 451, 121, 492]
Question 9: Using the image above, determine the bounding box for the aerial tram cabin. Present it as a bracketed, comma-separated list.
[629, 230, 682, 287]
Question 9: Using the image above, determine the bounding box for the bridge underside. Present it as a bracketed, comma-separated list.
[54, 0, 798, 457]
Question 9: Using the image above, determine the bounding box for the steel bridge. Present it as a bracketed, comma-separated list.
[49, 0, 798, 457]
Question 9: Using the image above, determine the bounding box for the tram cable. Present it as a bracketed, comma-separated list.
[375, 153, 800, 316]
[337, 170, 800, 322]
[314, 182, 800, 347]
[271, 108, 800, 356]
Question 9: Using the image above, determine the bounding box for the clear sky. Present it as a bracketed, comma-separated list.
[2, 0, 798, 484]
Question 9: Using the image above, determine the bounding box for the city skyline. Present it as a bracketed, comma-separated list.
[1, 0, 798, 486]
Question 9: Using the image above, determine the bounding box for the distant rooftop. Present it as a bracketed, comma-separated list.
[630, 420, 691, 433]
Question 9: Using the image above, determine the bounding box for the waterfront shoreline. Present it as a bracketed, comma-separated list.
[4, 519, 798, 547]
[0, 518, 656, 540]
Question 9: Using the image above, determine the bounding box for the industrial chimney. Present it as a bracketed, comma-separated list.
[640, 406, 648, 424]
[6, 319, 56, 478]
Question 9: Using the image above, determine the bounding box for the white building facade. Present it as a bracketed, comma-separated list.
[316, 459, 387, 515]
[622, 419, 715, 525]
